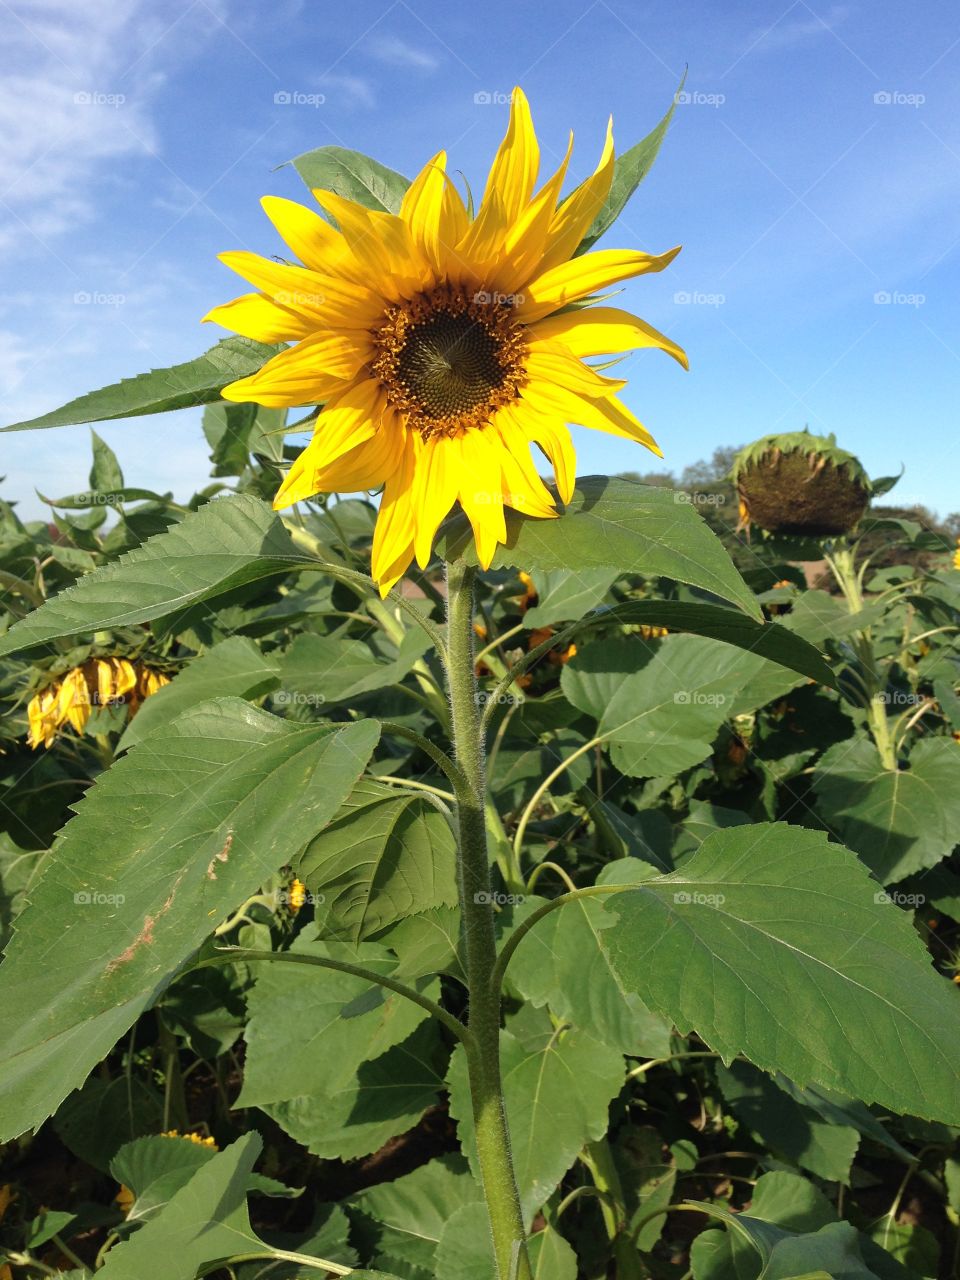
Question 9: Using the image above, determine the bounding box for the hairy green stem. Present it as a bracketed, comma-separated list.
[445, 560, 531, 1280]
[826, 545, 897, 768]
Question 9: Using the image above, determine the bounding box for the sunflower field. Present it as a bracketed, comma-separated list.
[1, 85, 960, 1280]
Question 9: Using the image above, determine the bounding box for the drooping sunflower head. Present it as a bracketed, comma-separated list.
[731, 430, 871, 538]
[205, 88, 686, 594]
[26, 658, 171, 750]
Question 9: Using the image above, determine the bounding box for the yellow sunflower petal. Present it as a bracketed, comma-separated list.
[311, 190, 431, 296]
[492, 131, 574, 288]
[487, 406, 559, 518]
[516, 245, 682, 322]
[202, 293, 315, 344]
[221, 332, 369, 407]
[412, 436, 459, 568]
[293, 378, 382, 474]
[458, 431, 508, 569]
[479, 87, 539, 225]
[525, 340, 626, 399]
[536, 117, 615, 274]
[519, 413, 578, 504]
[218, 251, 382, 328]
[520, 379, 662, 455]
[113, 658, 138, 698]
[529, 304, 688, 369]
[371, 434, 419, 595]
[399, 151, 469, 277]
[274, 405, 402, 509]
[260, 195, 358, 278]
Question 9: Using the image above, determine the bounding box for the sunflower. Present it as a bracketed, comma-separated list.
[26, 659, 170, 749]
[204, 88, 686, 594]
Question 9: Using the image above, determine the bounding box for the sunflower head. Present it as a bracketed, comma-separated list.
[26, 658, 171, 749]
[731, 430, 871, 538]
[204, 87, 685, 594]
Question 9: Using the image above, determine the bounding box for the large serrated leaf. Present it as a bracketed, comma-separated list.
[290, 145, 410, 213]
[600, 823, 960, 1124]
[813, 736, 960, 883]
[437, 477, 762, 619]
[297, 779, 457, 942]
[577, 75, 683, 253]
[1, 338, 280, 433]
[0, 700, 378, 1140]
[0, 495, 314, 657]
[447, 1027, 625, 1225]
[562, 634, 773, 778]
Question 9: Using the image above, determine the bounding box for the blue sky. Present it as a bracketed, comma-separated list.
[2, 0, 958, 520]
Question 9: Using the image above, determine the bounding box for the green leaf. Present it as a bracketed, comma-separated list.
[448, 1027, 624, 1224]
[813, 737, 960, 883]
[290, 145, 410, 213]
[600, 822, 960, 1123]
[89, 429, 124, 491]
[522, 568, 618, 626]
[350, 1154, 482, 1278]
[53, 1075, 163, 1172]
[573, 599, 835, 688]
[378, 905, 465, 982]
[561, 634, 770, 777]
[120, 637, 281, 749]
[437, 477, 762, 619]
[1, 338, 281, 433]
[264, 1021, 448, 1162]
[0, 701, 378, 1140]
[0, 495, 314, 657]
[716, 1060, 860, 1182]
[97, 1133, 296, 1280]
[509, 894, 672, 1056]
[434, 1203, 578, 1280]
[577, 76, 684, 253]
[203, 401, 287, 473]
[238, 936, 443, 1160]
[298, 779, 457, 943]
[279, 627, 433, 707]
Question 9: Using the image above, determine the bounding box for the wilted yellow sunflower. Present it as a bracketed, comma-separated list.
[205, 87, 686, 593]
[26, 659, 170, 749]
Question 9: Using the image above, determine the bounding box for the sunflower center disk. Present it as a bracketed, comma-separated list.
[372, 289, 527, 440]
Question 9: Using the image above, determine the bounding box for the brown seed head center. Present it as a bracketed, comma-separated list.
[371, 286, 527, 440]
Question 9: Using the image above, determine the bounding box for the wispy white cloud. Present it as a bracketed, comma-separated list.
[0, 1, 220, 255]
[744, 3, 852, 56]
[318, 72, 377, 110]
[365, 34, 439, 72]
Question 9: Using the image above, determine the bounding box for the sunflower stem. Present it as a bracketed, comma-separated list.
[445, 560, 531, 1280]
[826, 544, 898, 769]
